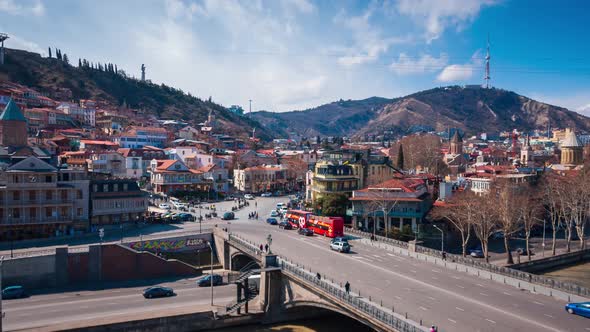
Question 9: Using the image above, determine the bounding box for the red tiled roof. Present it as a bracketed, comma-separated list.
[198, 164, 216, 172]
[362, 178, 425, 193]
[155, 160, 177, 171]
[81, 140, 118, 146]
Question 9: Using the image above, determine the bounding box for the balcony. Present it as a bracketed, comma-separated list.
[1, 216, 73, 225]
[311, 186, 358, 193]
[0, 199, 74, 206]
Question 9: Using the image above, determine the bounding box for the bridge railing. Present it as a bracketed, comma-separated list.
[346, 226, 590, 298]
[228, 233, 264, 258]
[345, 227, 409, 249]
[279, 257, 429, 332]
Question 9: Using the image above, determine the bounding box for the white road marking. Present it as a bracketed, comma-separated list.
[452, 276, 461, 280]
[456, 285, 465, 289]
[410, 270, 417, 273]
[386, 253, 396, 257]
[394, 295, 402, 300]
[427, 296, 436, 301]
[533, 301, 544, 306]
[544, 314, 553, 318]
[455, 307, 465, 311]
[479, 292, 489, 297]
[431, 276, 438, 280]
[476, 283, 484, 287]
[419, 306, 428, 311]
[372, 254, 381, 258]
[448, 318, 457, 323]
[503, 292, 512, 296]
[486, 319, 496, 324]
[431, 269, 441, 273]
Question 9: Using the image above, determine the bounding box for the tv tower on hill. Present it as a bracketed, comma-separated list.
[0, 33, 9, 65]
[484, 34, 491, 89]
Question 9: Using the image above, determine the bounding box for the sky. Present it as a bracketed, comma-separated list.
[2, 0, 590, 115]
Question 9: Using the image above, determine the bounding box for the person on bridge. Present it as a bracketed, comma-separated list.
[345, 281, 350, 294]
[264, 244, 269, 253]
[259, 244, 263, 252]
[316, 272, 321, 280]
[430, 325, 437, 332]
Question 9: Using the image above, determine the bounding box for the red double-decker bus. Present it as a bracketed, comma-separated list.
[307, 215, 344, 238]
[285, 210, 311, 229]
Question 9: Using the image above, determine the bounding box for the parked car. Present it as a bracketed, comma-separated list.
[516, 247, 534, 256]
[565, 302, 590, 318]
[197, 274, 223, 287]
[278, 221, 292, 230]
[143, 286, 174, 298]
[244, 194, 254, 200]
[298, 228, 314, 236]
[470, 249, 485, 258]
[270, 210, 279, 217]
[261, 192, 272, 197]
[222, 212, 235, 220]
[158, 203, 171, 210]
[266, 217, 278, 225]
[2, 286, 27, 299]
[330, 241, 351, 253]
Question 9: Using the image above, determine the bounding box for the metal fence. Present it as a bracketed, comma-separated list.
[346, 226, 590, 298]
[345, 227, 409, 249]
[279, 258, 428, 332]
[228, 233, 264, 258]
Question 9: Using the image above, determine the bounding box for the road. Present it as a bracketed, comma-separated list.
[218, 197, 590, 332]
[3, 196, 590, 331]
[2, 278, 236, 331]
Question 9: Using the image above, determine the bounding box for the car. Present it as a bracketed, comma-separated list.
[270, 210, 279, 217]
[470, 249, 485, 258]
[330, 241, 351, 253]
[298, 228, 314, 236]
[261, 192, 272, 197]
[565, 301, 590, 318]
[244, 194, 254, 200]
[222, 212, 235, 220]
[158, 203, 171, 210]
[331, 237, 349, 245]
[266, 217, 278, 225]
[2, 286, 27, 299]
[516, 247, 534, 256]
[197, 274, 223, 287]
[278, 221, 292, 230]
[142, 286, 174, 298]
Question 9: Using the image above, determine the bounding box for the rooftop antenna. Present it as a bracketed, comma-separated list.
[249, 99, 252, 117]
[141, 64, 146, 82]
[484, 34, 491, 89]
[0, 33, 9, 65]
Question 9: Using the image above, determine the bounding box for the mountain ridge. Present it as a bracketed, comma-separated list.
[252, 86, 590, 138]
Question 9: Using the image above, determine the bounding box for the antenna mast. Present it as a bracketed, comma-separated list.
[0, 33, 9, 65]
[484, 34, 491, 89]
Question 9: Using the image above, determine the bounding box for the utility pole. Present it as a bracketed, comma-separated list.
[207, 242, 214, 306]
[249, 99, 252, 117]
[433, 225, 444, 252]
[1, 256, 4, 332]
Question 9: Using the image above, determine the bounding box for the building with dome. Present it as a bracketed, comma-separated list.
[560, 128, 583, 167]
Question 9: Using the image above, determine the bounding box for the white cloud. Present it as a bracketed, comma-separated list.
[282, 0, 316, 14]
[396, 0, 496, 42]
[436, 50, 482, 82]
[0, 0, 44, 16]
[576, 104, 590, 117]
[0, 31, 45, 55]
[335, 6, 408, 67]
[389, 53, 448, 75]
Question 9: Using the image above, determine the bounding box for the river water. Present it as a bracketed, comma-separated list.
[216, 316, 374, 332]
[540, 260, 590, 289]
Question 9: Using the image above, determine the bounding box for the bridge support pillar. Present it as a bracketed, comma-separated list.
[236, 282, 242, 315]
[259, 256, 282, 318]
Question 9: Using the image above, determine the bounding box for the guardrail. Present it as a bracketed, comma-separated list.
[345, 227, 409, 249]
[347, 226, 590, 298]
[228, 233, 264, 258]
[279, 257, 429, 332]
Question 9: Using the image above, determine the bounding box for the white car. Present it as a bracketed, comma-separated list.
[172, 201, 187, 209]
[244, 194, 254, 200]
[261, 192, 272, 197]
[158, 203, 171, 210]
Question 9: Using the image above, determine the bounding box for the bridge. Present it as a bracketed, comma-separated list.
[215, 223, 590, 332]
[214, 229, 424, 332]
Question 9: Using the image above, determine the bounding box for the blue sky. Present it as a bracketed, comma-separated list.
[2, 0, 590, 114]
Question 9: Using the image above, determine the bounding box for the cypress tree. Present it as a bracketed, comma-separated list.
[63, 53, 69, 64]
[397, 144, 404, 170]
[48, 47, 52, 58]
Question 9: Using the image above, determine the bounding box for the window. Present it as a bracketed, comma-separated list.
[45, 175, 52, 183]
[113, 184, 119, 192]
[45, 207, 52, 217]
[13, 175, 19, 183]
[77, 208, 83, 216]
[12, 208, 20, 218]
[123, 183, 128, 191]
[13, 191, 20, 200]
[93, 184, 98, 192]
[77, 190, 83, 199]
[61, 191, 68, 200]
[103, 184, 108, 192]
[46, 191, 53, 200]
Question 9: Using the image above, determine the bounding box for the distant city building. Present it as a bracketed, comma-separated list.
[90, 179, 147, 226]
[233, 165, 288, 193]
[116, 126, 168, 148]
[560, 128, 583, 167]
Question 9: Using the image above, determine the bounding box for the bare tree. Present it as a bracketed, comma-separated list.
[571, 172, 590, 250]
[493, 182, 523, 264]
[556, 177, 575, 253]
[471, 193, 498, 263]
[542, 175, 563, 256]
[518, 190, 542, 261]
[430, 191, 476, 257]
[366, 187, 400, 237]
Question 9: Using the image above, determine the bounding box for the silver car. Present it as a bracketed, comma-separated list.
[330, 241, 350, 253]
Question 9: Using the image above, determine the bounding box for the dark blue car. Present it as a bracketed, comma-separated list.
[2, 286, 27, 299]
[266, 217, 278, 225]
[566, 302, 590, 318]
[198, 274, 223, 287]
[142, 286, 174, 299]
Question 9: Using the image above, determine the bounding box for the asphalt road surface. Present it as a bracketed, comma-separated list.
[3, 278, 236, 331]
[3, 196, 590, 331]
[219, 197, 590, 332]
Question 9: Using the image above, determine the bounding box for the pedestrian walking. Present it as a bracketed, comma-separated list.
[345, 281, 350, 294]
[442, 251, 447, 261]
[316, 272, 321, 280]
[264, 244, 269, 253]
[259, 244, 263, 252]
[430, 325, 437, 332]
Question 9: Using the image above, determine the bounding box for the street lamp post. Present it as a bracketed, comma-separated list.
[206, 242, 214, 306]
[199, 204, 202, 233]
[1, 256, 4, 332]
[542, 217, 546, 258]
[433, 225, 444, 253]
